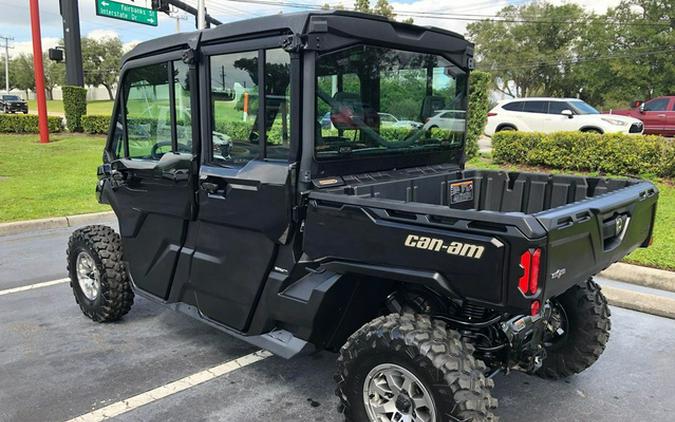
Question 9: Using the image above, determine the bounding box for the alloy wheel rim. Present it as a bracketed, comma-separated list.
[76, 251, 100, 301]
[363, 363, 436, 422]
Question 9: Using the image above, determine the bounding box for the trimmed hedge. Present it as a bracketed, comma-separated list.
[466, 71, 491, 159]
[81, 115, 111, 134]
[63, 85, 87, 132]
[0, 114, 63, 133]
[493, 131, 675, 178]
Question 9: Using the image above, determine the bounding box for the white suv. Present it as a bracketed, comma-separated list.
[485, 98, 644, 136]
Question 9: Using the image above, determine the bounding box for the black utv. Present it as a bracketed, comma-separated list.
[66, 11, 658, 421]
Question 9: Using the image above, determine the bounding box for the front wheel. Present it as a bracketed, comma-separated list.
[66, 225, 134, 322]
[336, 313, 497, 421]
[537, 278, 611, 379]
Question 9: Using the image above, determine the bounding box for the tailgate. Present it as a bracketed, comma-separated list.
[536, 181, 658, 298]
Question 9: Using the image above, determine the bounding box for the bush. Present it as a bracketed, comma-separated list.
[81, 115, 111, 134]
[466, 71, 491, 159]
[493, 131, 674, 178]
[62, 85, 87, 132]
[0, 114, 63, 133]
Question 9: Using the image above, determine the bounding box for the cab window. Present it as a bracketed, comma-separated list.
[209, 51, 260, 166]
[113, 61, 192, 160]
[643, 98, 669, 112]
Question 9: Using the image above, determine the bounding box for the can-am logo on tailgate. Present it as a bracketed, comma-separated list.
[404, 234, 485, 259]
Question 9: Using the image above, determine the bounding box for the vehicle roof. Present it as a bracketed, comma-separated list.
[500, 97, 582, 103]
[123, 10, 467, 63]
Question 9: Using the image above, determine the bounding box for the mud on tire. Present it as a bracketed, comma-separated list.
[537, 278, 611, 379]
[66, 225, 134, 322]
[336, 313, 498, 421]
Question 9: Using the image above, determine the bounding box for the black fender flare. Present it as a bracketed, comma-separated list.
[320, 260, 463, 305]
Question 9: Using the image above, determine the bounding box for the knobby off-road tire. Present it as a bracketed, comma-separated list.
[537, 278, 611, 379]
[336, 313, 498, 422]
[66, 225, 134, 322]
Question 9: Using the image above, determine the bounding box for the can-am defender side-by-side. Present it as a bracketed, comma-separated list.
[66, 11, 658, 421]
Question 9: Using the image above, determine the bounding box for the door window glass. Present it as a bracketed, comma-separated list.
[210, 51, 260, 166]
[502, 101, 524, 111]
[125, 63, 171, 160]
[644, 98, 669, 111]
[173, 61, 192, 152]
[522, 101, 547, 113]
[264, 49, 291, 160]
[548, 101, 569, 114]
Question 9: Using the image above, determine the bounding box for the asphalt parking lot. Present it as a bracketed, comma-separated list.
[1, 219, 675, 421]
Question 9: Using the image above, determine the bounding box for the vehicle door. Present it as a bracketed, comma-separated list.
[520, 100, 550, 132]
[188, 44, 295, 332]
[102, 57, 197, 300]
[665, 98, 675, 137]
[640, 97, 670, 134]
[545, 101, 578, 131]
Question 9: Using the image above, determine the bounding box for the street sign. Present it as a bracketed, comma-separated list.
[95, 0, 158, 27]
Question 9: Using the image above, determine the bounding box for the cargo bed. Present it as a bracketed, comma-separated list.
[305, 167, 658, 308]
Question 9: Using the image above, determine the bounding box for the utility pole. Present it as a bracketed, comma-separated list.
[60, 0, 84, 86]
[169, 6, 188, 33]
[0, 35, 13, 94]
[29, 0, 49, 143]
[197, 0, 207, 30]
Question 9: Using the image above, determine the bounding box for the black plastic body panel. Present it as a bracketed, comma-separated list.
[305, 168, 658, 312]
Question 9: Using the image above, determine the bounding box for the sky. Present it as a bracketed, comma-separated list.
[1, 0, 624, 58]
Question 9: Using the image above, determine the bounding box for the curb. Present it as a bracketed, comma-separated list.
[600, 262, 675, 293]
[0, 211, 115, 237]
[602, 285, 675, 320]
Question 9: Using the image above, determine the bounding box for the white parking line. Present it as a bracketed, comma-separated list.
[0, 278, 69, 296]
[66, 350, 273, 422]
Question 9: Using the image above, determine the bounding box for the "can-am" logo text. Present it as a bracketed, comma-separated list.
[404, 234, 485, 259]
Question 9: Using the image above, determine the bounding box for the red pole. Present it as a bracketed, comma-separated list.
[29, 0, 49, 143]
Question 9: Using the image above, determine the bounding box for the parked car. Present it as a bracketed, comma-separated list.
[610, 95, 675, 137]
[64, 11, 658, 421]
[422, 109, 466, 132]
[378, 112, 422, 129]
[485, 98, 644, 136]
[0, 95, 28, 114]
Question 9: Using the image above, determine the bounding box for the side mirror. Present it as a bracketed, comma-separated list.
[561, 109, 573, 118]
[639, 103, 646, 113]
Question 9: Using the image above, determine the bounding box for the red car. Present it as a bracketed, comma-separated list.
[611, 95, 675, 136]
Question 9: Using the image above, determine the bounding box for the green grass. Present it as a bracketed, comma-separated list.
[0, 134, 109, 222]
[28, 99, 114, 115]
[467, 154, 675, 271]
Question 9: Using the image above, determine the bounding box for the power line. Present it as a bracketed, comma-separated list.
[483, 48, 675, 72]
[217, 0, 672, 26]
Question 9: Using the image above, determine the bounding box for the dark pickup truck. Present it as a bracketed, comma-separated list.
[65, 11, 658, 421]
[0, 94, 28, 114]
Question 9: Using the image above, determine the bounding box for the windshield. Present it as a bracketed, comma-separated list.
[3, 95, 20, 101]
[569, 100, 599, 115]
[315, 45, 467, 160]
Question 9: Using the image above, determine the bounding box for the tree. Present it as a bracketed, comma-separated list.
[467, 2, 588, 99]
[10, 55, 35, 98]
[81, 36, 123, 100]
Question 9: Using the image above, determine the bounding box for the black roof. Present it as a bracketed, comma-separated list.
[123, 10, 469, 63]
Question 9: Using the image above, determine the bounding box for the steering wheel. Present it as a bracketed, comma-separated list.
[150, 141, 191, 160]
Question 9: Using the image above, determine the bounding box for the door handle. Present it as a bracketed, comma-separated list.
[201, 181, 220, 194]
[656, 114, 666, 117]
[162, 169, 190, 182]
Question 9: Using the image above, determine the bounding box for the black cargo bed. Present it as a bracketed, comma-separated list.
[322, 167, 644, 215]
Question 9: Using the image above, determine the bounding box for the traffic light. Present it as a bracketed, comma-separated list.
[151, 0, 170, 13]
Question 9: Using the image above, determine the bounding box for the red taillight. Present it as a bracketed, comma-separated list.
[487, 112, 497, 117]
[518, 248, 541, 296]
[530, 300, 541, 316]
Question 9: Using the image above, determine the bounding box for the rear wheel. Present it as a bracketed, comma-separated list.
[537, 278, 610, 379]
[336, 313, 497, 421]
[66, 225, 134, 322]
[496, 125, 516, 132]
